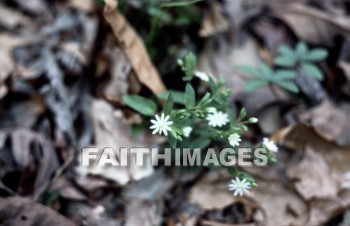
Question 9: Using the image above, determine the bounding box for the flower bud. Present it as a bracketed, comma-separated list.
[248, 117, 258, 123]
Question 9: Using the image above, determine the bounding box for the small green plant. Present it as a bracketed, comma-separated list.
[238, 41, 328, 95]
[177, 52, 197, 81]
[123, 52, 278, 196]
[238, 63, 298, 93]
[274, 41, 328, 80]
[141, 0, 201, 51]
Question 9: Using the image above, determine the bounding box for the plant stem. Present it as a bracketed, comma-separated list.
[269, 83, 280, 101]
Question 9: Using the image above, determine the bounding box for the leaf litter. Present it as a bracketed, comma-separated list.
[0, 0, 350, 225]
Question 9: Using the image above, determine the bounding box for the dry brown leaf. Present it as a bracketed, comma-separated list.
[0, 4, 32, 28]
[272, 124, 350, 225]
[76, 99, 157, 185]
[125, 199, 162, 226]
[69, 0, 95, 12]
[0, 34, 27, 83]
[0, 197, 75, 226]
[0, 129, 60, 199]
[102, 0, 165, 94]
[199, 1, 229, 37]
[272, 3, 350, 45]
[287, 146, 341, 200]
[298, 99, 350, 146]
[188, 170, 236, 210]
[307, 190, 350, 225]
[272, 124, 350, 173]
[250, 180, 308, 226]
[201, 221, 255, 226]
[102, 46, 132, 102]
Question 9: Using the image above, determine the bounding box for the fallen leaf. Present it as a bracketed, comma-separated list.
[272, 3, 350, 45]
[75, 99, 157, 185]
[287, 146, 341, 200]
[189, 170, 236, 210]
[125, 199, 162, 226]
[0, 4, 32, 29]
[0, 129, 60, 199]
[199, 1, 229, 37]
[102, 46, 132, 102]
[0, 196, 74, 226]
[102, 0, 166, 94]
[298, 99, 350, 146]
[0, 34, 26, 84]
[272, 124, 350, 225]
[250, 180, 308, 226]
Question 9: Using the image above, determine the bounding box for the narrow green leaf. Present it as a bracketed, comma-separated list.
[236, 65, 261, 78]
[163, 92, 174, 115]
[185, 84, 196, 109]
[301, 63, 323, 80]
[259, 63, 273, 78]
[278, 44, 295, 57]
[147, 7, 172, 23]
[160, 0, 203, 8]
[123, 95, 157, 116]
[274, 70, 297, 80]
[158, 91, 185, 105]
[244, 79, 268, 92]
[296, 41, 308, 57]
[275, 81, 299, 93]
[305, 49, 328, 61]
[168, 132, 177, 148]
[274, 56, 296, 67]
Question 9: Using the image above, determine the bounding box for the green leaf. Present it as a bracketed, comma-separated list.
[278, 44, 295, 57]
[275, 81, 299, 93]
[158, 91, 185, 105]
[185, 84, 196, 109]
[259, 63, 273, 78]
[147, 7, 172, 23]
[301, 63, 324, 80]
[274, 70, 297, 80]
[305, 48, 328, 61]
[208, 76, 217, 93]
[123, 95, 157, 116]
[179, 52, 197, 81]
[168, 132, 177, 148]
[236, 65, 261, 78]
[160, 0, 203, 8]
[296, 41, 308, 57]
[274, 56, 296, 67]
[163, 92, 174, 115]
[238, 108, 247, 120]
[244, 79, 268, 92]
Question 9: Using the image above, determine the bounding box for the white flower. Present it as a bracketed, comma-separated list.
[228, 133, 241, 147]
[182, 127, 192, 137]
[228, 177, 251, 196]
[262, 137, 278, 152]
[150, 113, 173, 136]
[194, 71, 209, 82]
[206, 111, 229, 127]
[248, 117, 258, 123]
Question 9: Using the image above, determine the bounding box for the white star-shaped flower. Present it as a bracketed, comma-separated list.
[194, 71, 209, 82]
[228, 177, 251, 196]
[228, 133, 241, 147]
[262, 137, 278, 152]
[182, 127, 192, 137]
[206, 111, 229, 127]
[150, 113, 173, 136]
